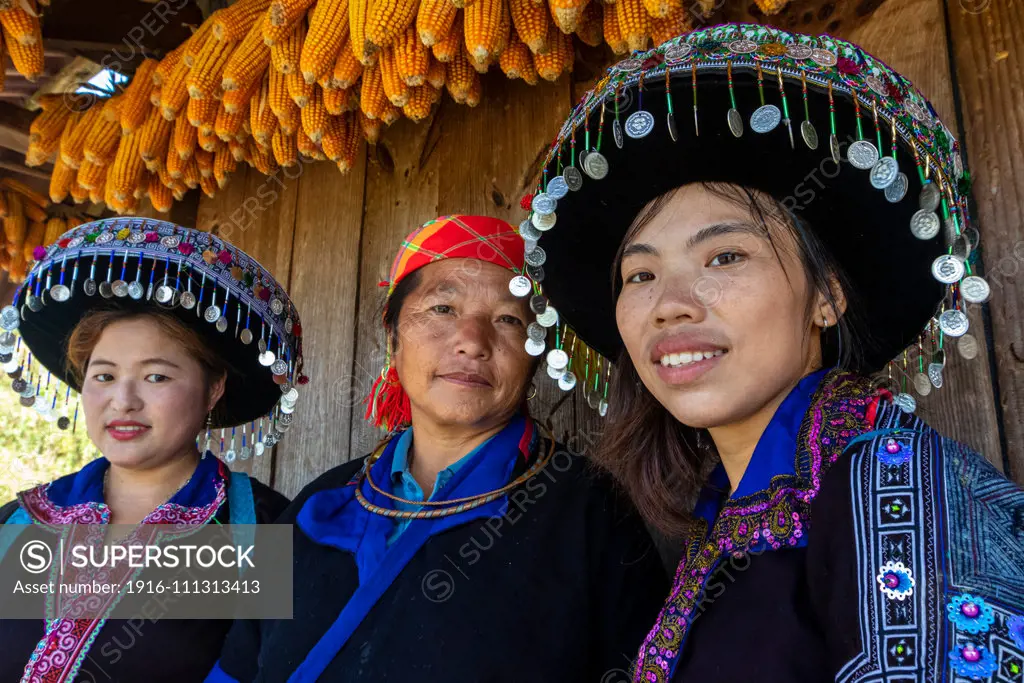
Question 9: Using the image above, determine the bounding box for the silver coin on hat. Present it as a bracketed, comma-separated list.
[664, 44, 692, 62]
[962, 226, 981, 251]
[225, 449, 237, 463]
[128, 231, 146, 244]
[523, 237, 538, 253]
[727, 109, 744, 138]
[625, 110, 655, 139]
[95, 232, 114, 245]
[598, 399, 608, 417]
[957, 333, 979, 360]
[527, 322, 547, 342]
[509, 275, 532, 298]
[847, 140, 879, 170]
[127, 281, 144, 300]
[939, 309, 969, 337]
[931, 254, 965, 284]
[532, 193, 556, 216]
[57, 416, 70, 430]
[563, 165, 583, 192]
[83, 279, 97, 296]
[264, 433, 279, 448]
[750, 105, 781, 134]
[112, 280, 129, 298]
[0, 305, 19, 331]
[215, 317, 228, 333]
[19, 395, 35, 408]
[10, 377, 27, 394]
[525, 338, 546, 356]
[99, 281, 113, 299]
[529, 294, 547, 315]
[892, 392, 917, 413]
[587, 392, 599, 410]
[160, 235, 181, 249]
[578, 149, 589, 168]
[526, 264, 544, 282]
[285, 317, 294, 334]
[960, 275, 991, 304]
[27, 295, 43, 312]
[155, 285, 175, 304]
[787, 43, 813, 60]
[180, 291, 197, 310]
[885, 173, 909, 203]
[869, 156, 899, 189]
[279, 401, 295, 415]
[729, 39, 758, 54]
[48, 284, 70, 303]
[913, 372, 932, 396]
[928, 362, 944, 389]
[525, 246, 546, 267]
[20, 382, 36, 398]
[667, 111, 678, 142]
[4, 358, 21, 373]
[864, 74, 889, 97]
[204, 305, 221, 323]
[254, 442, 266, 457]
[800, 120, 818, 150]
[519, 220, 541, 241]
[258, 338, 268, 353]
[0, 331, 14, 350]
[546, 348, 569, 370]
[547, 176, 569, 200]
[240, 446, 252, 461]
[240, 328, 254, 344]
[284, 387, 299, 402]
[583, 152, 609, 180]
[613, 118, 624, 149]
[829, 134, 841, 164]
[810, 48, 838, 67]
[536, 306, 558, 328]
[546, 363, 565, 380]
[919, 183, 941, 212]
[532, 211, 557, 232]
[270, 298, 284, 316]
[911, 210, 941, 241]
[271, 359, 288, 375]
[557, 371, 577, 391]
[258, 350, 276, 367]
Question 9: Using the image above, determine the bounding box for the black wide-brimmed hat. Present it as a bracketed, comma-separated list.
[511, 23, 987, 416]
[0, 217, 305, 461]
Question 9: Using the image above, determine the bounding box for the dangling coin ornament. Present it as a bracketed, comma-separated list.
[957, 334, 979, 360]
[847, 140, 880, 170]
[536, 306, 559, 328]
[928, 362, 944, 389]
[258, 338, 268, 354]
[960, 276, 991, 304]
[50, 285, 70, 303]
[57, 416, 70, 430]
[892, 392, 917, 413]
[204, 305, 221, 323]
[128, 281, 144, 300]
[258, 350, 276, 367]
[225, 449, 237, 463]
[547, 363, 565, 380]
[913, 373, 932, 396]
[885, 173, 909, 203]
[525, 246, 547, 267]
[0, 306, 18, 331]
[254, 442, 266, 457]
[240, 446, 252, 461]
[532, 211, 557, 231]
[869, 157, 899, 189]
[509, 275, 532, 298]
[240, 328, 253, 345]
[547, 348, 569, 370]
[527, 322, 546, 342]
[829, 134, 841, 164]
[557, 371, 577, 391]
[180, 291, 197, 310]
[547, 176, 569, 200]
[519, 219, 541, 241]
[216, 317, 229, 333]
[750, 105, 781, 133]
[83, 279, 97, 296]
[271, 359, 288, 376]
[938, 309, 969, 337]
[27, 295, 43, 312]
[800, 120, 818, 150]
[155, 284, 174, 304]
[99, 281, 113, 299]
[525, 338, 546, 356]
[113, 280, 129, 298]
[727, 108, 743, 138]
[919, 182, 941, 212]
[911, 211, 941, 241]
[931, 254, 965, 284]
[529, 295, 547, 315]
[583, 152, 609, 180]
[598, 400, 608, 417]
[625, 110, 655, 139]
[532, 193, 557, 215]
[613, 118, 624, 149]
[564, 165, 583, 192]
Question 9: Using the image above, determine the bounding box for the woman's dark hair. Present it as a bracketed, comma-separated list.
[595, 182, 871, 537]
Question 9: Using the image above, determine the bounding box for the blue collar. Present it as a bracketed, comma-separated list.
[694, 369, 829, 524]
[44, 453, 226, 510]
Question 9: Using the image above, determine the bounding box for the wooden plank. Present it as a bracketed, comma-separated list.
[274, 156, 367, 498]
[947, 0, 1024, 481]
[719, 0, 886, 36]
[0, 101, 36, 154]
[196, 163, 300, 488]
[348, 116, 440, 458]
[846, 0, 1003, 466]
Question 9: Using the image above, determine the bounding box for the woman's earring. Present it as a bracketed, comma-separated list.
[202, 412, 212, 458]
[526, 383, 538, 401]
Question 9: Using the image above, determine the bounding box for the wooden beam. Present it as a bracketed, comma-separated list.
[0, 101, 35, 154]
[947, 0, 1024, 482]
[719, 0, 889, 35]
[0, 160, 50, 180]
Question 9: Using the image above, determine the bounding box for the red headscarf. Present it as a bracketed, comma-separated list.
[365, 215, 527, 431]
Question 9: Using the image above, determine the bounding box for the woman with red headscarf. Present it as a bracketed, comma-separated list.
[207, 215, 668, 682]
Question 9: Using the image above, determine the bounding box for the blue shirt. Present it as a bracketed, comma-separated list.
[386, 428, 492, 546]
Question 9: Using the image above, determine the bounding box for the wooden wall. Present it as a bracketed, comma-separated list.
[197, 0, 1024, 497]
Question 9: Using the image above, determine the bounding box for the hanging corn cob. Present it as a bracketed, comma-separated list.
[3, 24, 44, 81]
[300, 86, 328, 142]
[603, 3, 628, 55]
[323, 86, 355, 114]
[22, 220, 44, 262]
[49, 158, 75, 204]
[432, 13, 463, 63]
[76, 159, 108, 191]
[106, 133, 145, 204]
[402, 84, 437, 121]
[417, 0, 456, 46]
[332, 36, 364, 88]
[549, 0, 588, 34]
[364, 0, 415, 58]
[426, 57, 446, 88]
[272, 19, 305, 74]
[508, 0, 549, 54]
[445, 49, 477, 103]
[139, 107, 175, 171]
[465, 0, 502, 65]
[3, 193, 26, 257]
[533, 28, 573, 81]
[271, 127, 298, 166]
[121, 59, 160, 133]
[379, 48, 410, 107]
[0, 0, 41, 46]
[615, 0, 650, 53]
[1, 177, 50, 209]
[251, 76, 278, 145]
[223, 20, 272, 93]
[188, 36, 236, 100]
[349, 0, 376, 66]
[395, 27, 429, 86]
[215, 106, 247, 141]
[360, 62, 387, 120]
[302, 0, 349, 82]
[287, 69, 315, 107]
[575, 2, 603, 47]
[43, 216, 66, 245]
[23, 200, 45, 223]
[263, 0, 317, 45]
[148, 173, 174, 212]
[650, 2, 689, 46]
[500, 32, 539, 84]
[213, 0, 273, 41]
[214, 145, 238, 186]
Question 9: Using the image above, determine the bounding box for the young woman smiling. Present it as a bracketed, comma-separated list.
[0, 219, 295, 682]
[526, 24, 1024, 683]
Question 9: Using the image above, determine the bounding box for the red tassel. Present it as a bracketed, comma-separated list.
[364, 366, 413, 431]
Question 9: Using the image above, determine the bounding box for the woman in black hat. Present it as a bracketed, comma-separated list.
[0, 218, 298, 682]
[524, 23, 1024, 682]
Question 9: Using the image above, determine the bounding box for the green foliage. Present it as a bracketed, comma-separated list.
[0, 387, 97, 504]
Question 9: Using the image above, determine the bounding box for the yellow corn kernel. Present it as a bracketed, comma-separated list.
[499, 32, 539, 84]
[575, 1, 603, 46]
[271, 127, 298, 166]
[445, 49, 476, 103]
[248, 138, 279, 174]
[533, 28, 573, 81]
[43, 216, 67, 246]
[394, 27, 429, 86]
[509, 0, 549, 53]
[139, 106, 174, 164]
[465, 0, 502, 64]
[222, 22, 271, 92]
[331, 38, 364, 88]
[302, 0, 350, 82]
[263, 0, 316, 45]
[271, 19, 304, 74]
[641, 0, 679, 19]
[360, 62, 388, 119]
[378, 48, 410, 107]
[213, 0, 273, 42]
[48, 157, 75, 203]
[5, 35, 43, 81]
[603, 2, 628, 54]
[0, 2, 41, 46]
[148, 173, 174, 213]
[364, 0, 416, 57]
[359, 111, 381, 144]
[167, 146, 186, 179]
[417, 0, 456, 46]
[349, 0, 377, 66]
[293, 127, 314, 159]
[188, 37, 236, 100]
[287, 69, 314, 107]
[650, 2, 689, 46]
[615, 0, 649, 52]
[431, 13, 463, 63]
[120, 59, 160, 133]
[76, 159, 108, 191]
[550, 0, 588, 34]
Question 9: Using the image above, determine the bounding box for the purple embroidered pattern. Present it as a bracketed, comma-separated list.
[633, 372, 877, 683]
